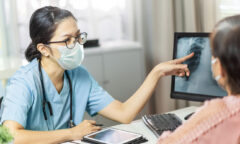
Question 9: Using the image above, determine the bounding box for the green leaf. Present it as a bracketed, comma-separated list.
[0, 125, 13, 144]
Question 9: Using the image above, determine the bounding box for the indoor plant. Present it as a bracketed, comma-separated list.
[0, 125, 13, 144]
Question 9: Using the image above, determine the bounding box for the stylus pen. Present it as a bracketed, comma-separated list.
[94, 123, 103, 126]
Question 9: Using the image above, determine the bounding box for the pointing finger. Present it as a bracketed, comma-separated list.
[172, 52, 194, 64]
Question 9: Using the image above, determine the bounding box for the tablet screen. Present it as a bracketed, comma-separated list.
[86, 128, 141, 144]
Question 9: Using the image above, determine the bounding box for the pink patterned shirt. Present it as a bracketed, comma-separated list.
[158, 96, 240, 144]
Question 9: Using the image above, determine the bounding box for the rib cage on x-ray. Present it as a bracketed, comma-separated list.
[183, 38, 204, 80]
[174, 37, 227, 97]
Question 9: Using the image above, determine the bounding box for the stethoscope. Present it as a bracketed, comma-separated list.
[38, 59, 76, 128]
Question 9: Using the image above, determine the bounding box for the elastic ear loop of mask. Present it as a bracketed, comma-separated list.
[211, 58, 217, 64]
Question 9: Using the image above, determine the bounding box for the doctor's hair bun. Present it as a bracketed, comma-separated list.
[25, 6, 76, 62]
[25, 42, 40, 62]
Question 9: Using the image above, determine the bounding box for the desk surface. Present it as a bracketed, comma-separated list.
[63, 106, 198, 144]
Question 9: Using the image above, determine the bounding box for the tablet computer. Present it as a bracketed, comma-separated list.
[82, 128, 143, 144]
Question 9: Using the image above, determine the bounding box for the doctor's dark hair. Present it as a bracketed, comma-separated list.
[210, 15, 240, 94]
[25, 6, 76, 62]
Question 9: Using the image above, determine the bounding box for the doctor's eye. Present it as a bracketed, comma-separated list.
[64, 38, 70, 43]
[65, 37, 75, 45]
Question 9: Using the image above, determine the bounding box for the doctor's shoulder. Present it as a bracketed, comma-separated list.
[8, 59, 38, 88]
[4, 61, 35, 105]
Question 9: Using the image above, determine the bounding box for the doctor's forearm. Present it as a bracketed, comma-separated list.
[13, 129, 72, 144]
[121, 66, 163, 123]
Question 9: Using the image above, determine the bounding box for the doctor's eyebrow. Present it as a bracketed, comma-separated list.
[63, 29, 80, 37]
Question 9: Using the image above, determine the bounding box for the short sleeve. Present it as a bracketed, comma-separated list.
[86, 75, 114, 116]
[0, 76, 32, 128]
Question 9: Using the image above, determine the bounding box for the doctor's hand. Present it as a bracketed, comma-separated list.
[69, 120, 101, 140]
[154, 53, 194, 78]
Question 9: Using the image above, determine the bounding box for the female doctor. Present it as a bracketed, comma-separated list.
[0, 6, 193, 144]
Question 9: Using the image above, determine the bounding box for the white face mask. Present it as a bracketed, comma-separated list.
[56, 43, 84, 70]
[211, 58, 222, 82]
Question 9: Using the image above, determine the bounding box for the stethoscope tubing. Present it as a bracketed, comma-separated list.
[38, 59, 75, 129]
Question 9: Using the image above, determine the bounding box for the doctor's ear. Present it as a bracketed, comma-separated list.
[37, 43, 50, 57]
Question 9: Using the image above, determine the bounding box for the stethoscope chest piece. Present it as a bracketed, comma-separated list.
[69, 120, 76, 128]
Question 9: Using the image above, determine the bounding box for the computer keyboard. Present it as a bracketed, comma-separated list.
[142, 113, 182, 137]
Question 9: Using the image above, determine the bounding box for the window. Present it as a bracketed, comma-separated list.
[217, 0, 240, 20]
[16, 0, 132, 56]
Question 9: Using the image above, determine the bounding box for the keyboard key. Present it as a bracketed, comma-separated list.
[142, 113, 182, 137]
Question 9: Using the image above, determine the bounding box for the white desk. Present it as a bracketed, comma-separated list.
[63, 106, 198, 144]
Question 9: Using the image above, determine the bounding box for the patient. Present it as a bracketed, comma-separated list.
[158, 15, 240, 144]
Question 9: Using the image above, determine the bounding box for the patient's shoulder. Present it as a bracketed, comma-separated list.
[192, 98, 226, 122]
[222, 95, 240, 112]
[158, 96, 240, 144]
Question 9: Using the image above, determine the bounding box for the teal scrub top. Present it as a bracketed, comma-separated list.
[0, 58, 114, 131]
